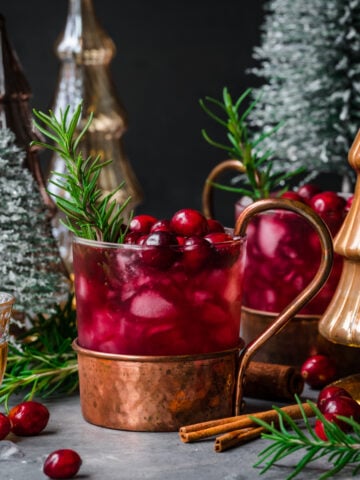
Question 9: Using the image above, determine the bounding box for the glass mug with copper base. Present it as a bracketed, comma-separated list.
[72, 199, 332, 432]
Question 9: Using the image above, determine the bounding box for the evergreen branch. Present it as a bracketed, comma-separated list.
[0, 294, 79, 409]
[31, 103, 132, 243]
[251, 395, 360, 479]
[200, 87, 306, 199]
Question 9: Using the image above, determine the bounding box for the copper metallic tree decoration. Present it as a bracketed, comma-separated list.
[319, 130, 360, 347]
[0, 14, 52, 210]
[46, 0, 143, 272]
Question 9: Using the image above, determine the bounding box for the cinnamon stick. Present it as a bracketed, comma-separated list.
[244, 361, 304, 401]
[214, 426, 264, 452]
[179, 402, 314, 443]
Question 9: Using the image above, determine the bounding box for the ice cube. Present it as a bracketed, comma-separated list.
[130, 288, 177, 319]
[0, 441, 25, 460]
[257, 215, 287, 257]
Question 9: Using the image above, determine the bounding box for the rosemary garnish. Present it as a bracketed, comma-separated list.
[31, 103, 132, 243]
[200, 87, 305, 200]
[251, 394, 360, 479]
[1, 294, 78, 409]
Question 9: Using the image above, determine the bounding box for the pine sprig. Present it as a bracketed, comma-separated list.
[0, 294, 79, 409]
[200, 87, 306, 200]
[251, 394, 360, 479]
[31, 103, 132, 243]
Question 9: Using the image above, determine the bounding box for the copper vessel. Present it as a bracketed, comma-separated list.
[73, 340, 241, 432]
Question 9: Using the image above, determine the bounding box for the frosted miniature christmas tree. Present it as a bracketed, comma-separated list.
[248, 0, 360, 187]
[0, 129, 69, 316]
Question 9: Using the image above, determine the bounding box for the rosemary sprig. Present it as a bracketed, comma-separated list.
[31, 103, 132, 243]
[200, 87, 305, 200]
[251, 394, 360, 479]
[0, 294, 79, 409]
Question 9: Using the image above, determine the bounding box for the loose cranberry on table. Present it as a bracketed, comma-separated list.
[43, 449, 82, 479]
[300, 354, 337, 389]
[320, 395, 360, 433]
[317, 385, 353, 411]
[0, 412, 11, 439]
[8, 400, 49, 436]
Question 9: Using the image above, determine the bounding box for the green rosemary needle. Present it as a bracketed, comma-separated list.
[251, 394, 360, 480]
[200, 87, 305, 200]
[31, 103, 132, 243]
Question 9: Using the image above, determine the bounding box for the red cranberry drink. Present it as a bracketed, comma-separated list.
[73, 209, 245, 355]
[237, 187, 348, 315]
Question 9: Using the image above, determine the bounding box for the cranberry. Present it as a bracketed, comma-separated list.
[43, 449, 82, 479]
[183, 236, 213, 271]
[0, 413, 11, 440]
[314, 413, 334, 441]
[206, 218, 225, 233]
[9, 401, 49, 436]
[141, 231, 179, 268]
[124, 231, 141, 244]
[150, 219, 171, 233]
[281, 191, 305, 202]
[309, 191, 346, 234]
[317, 385, 353, 412]
[345, 194, 354, 212]
[129, 214, 157, 234]
[297, 183, 322, 200]
[204, 232, 239, 267]
[170, 209, 209, 236]
[300, 354, 337, 389]
[321, 395, 360, 432]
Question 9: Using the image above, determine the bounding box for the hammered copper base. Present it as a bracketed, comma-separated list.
[73, 339, 241, 432]
[241, 307, 360, 377]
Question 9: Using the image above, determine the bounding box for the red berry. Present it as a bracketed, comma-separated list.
[141, 231, 179, 268]
[150, 219, 171, 233]
[300, 354, 337, 389]
[124, 231, 141, 244]
[297, 184, 322, 200]
[281, 191, 305, 202]
[314, 413, 334, 441]
[309, 191, 346, 234]
[129, 214, 157, 234]
[345, 195, 354, 212]
[0, 413, 11, 439]
[170, 209, 208, 236]
[206, 218, 225, 233]
[321, 395, 360, 432]
[8, 401, 49, 436]
[183, 235, 213, 271]
[43, 449, 82, 479]
[317, 385, 353, 412]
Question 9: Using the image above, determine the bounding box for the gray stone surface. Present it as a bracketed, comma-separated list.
[0, 392, 357, 479]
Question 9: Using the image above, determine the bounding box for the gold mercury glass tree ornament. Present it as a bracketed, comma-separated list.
[46, 0, 143, 272]
[318, 129, 360, 398]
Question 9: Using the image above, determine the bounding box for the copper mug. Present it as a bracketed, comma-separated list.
[73, 198, 333, 431]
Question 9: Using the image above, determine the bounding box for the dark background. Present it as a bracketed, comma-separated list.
[2, 0, 266, 226]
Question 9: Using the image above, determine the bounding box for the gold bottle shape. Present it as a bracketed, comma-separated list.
[46, 0, 143, 272]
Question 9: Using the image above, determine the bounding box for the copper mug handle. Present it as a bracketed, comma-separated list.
[233, 198, 334, 415]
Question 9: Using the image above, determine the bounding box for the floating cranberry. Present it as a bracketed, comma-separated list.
[150, 219, 171, 233]
[309, 191, 346, 234]
[204, 232, 239, 267]
[43, 449, 82, 479]
[183, 236, 213, 271]
[297, 183, 322, 200]
[281, 191, 305, 202]
[206, 218, 225, 233]
[317, 385, 353, 412]
[124, 231, 141, 244]
[129, 214, 157, 234]
[0, 413, 11, 440]
[321, 395, 360, 432]
[9, 401, 49, 436]
[170, 209, 209, 236]
[141, 231, 179, 268]
[300, 354, 337, 389]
